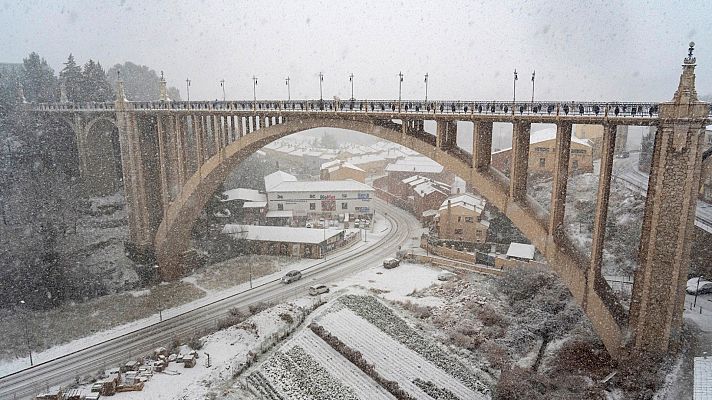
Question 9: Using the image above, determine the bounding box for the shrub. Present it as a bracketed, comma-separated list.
[248, 301, 271, 315]
[481, 340, 510, 370]
[279, 312, 294, 324]
[477, 305, 509, 328]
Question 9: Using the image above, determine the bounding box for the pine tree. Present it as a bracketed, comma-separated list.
[81, 59, 113, 102]
[22, 52, 58, 103]
[59, 54, 82, 102]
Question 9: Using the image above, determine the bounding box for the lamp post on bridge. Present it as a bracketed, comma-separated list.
[398, 71, 404, 111]
[531, 71, 535, 104]
[186, 78, 191, 102]
[513, 69, 518, 106]
[424, 73, 429, 102]
[319, 72, 324, 101]
[252, 76, 258, 103]
[285, 77, 291, 101]
[220, 79, 225, 101]
[349, 73, 354, 101]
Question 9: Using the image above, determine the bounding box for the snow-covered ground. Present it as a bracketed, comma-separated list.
[0, 213, 394, 377]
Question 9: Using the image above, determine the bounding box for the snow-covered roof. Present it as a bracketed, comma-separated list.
[269, 179, 374, 193]
[222, 188, 266, 203]
[329, 162, 365, 173]
[494, 127, 592, 154]
[265, 210, 294, 218]
[242, 201, 267, 208]
[706, 124, 712, 131]
[506, 243, 536, 260]
[695, 356, 712, 400]
[439, 193, 487, 214]
[222, 224, 343, 244]
[264, 171, 297, 191]
[422, 209, 439, 218]
[348, 154, 386, 165]
[320, 159, 342, 170]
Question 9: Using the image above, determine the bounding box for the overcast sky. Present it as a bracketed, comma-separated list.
[2, 0, 711, 102]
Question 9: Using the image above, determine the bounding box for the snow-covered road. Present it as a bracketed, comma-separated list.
[0, 197, 422, 399]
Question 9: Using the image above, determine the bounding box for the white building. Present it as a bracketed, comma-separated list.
[265, 171, 375, 220]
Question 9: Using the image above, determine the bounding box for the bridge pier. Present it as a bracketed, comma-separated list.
[549, 122, 572, 236]
[509, 121, 531, 202]
[628, 50, 709, 356]
[472, 121, 493, 171]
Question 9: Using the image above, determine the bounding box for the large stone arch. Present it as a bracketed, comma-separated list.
[154, 115, 625, 357]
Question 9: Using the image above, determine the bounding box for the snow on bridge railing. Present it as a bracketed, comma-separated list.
[29, 100, 712, 119]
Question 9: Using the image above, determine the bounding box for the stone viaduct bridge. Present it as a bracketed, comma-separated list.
[27, 48, 711, 360]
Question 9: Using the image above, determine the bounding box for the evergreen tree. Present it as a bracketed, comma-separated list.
[106, 61, 181, 101]
[22, 52, 57, 103]
[59, 54, 82, 102]
[81, 59, 113, 102]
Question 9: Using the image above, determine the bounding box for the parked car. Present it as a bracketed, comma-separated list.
[308, 284, 330, 296]
[686, 277, 712, 295]
[282, 270, 302, 284]
[437, 270, 456, 281]
[354, 219, 360, 228]
[383, 257, 400, 269]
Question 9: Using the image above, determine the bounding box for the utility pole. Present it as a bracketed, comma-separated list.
[220, 79, 225, 101]
[531, 71, 535, 104]
[19, 300, 32, 366]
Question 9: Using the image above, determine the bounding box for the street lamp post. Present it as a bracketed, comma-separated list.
[319, 72, 324, 101]
[252, 76, 258, 104]
[424, 73, 429, 102]
[19, 300, 33, 366]
[531, 71, 535, 104]
[285, 77, 291, 101]
[398, 72, 403, 111]
[513, 69, 518, 106]
[186, 78, 191, 102]
[220, 79, 225, 101]
[694, 275, 704, 308]
[349, 73, 354, 100]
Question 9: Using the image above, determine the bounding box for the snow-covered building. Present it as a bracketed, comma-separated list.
[435, 193, 489, 243]
[320, 160, 367, 183]
[222, 224, 346, 258]
[265, 172, 375, 221]
[346, 154, 389, 174]
[491, 127, 594, 175]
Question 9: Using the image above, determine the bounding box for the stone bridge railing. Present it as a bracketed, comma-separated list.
[29, 99, 695, 120]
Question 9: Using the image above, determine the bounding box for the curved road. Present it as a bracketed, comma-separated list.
[612, 151, 712, 233]
[0, 198, 422, 399]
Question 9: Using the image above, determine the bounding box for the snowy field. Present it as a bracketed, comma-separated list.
[242, 267, 490, 400]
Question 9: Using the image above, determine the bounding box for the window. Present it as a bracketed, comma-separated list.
[572, 160, 579, 169]
[571, 149, 587, 154]
[342, 193, 348, 198]
[454, 229, 463, 234]
[342, 202, 348, 209]
[535, 147, 549, 152]
[277, 194, 283, 199]
[539, 158, 546, 167]
[465, 216, 474, 223]
[310, 203, 316, 210]
[277, 203, 284, 211]
[457, 216, 461, 222]
[310, 194, 316, 199]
